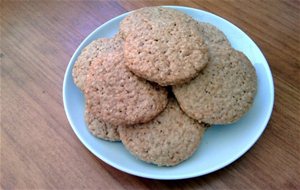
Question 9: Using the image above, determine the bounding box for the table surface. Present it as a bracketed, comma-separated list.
[1, 1, 300, 189]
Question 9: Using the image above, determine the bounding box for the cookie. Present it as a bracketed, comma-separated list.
[85, 106, 120, 141]
[120, 7, 208, 86]
[119, 98, 206, 166]
[72, 34, 122, 91]
[197, 22, 231, 49]
[120, 7, 198, 38]
[173, 48, 257, 124]
[85, 36, 168, 126]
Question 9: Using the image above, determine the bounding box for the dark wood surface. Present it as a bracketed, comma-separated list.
[1, 1, 300, 189]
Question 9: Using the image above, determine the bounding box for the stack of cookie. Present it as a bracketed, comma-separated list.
[72, 7, 257, 166]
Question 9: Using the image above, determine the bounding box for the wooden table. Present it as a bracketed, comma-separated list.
[1, 1, 299, 189]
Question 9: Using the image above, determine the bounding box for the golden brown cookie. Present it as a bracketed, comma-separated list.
[85, 36, 168, 126]
[119, 98, 206, 166]
[72, 35, 122, 91]
[197, 22, 231, 49]
[120, 7, 208, 86]
[173, 48, 257, 124]
[85, 106, 120, 141]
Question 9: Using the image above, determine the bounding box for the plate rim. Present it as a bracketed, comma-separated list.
[63, 5, 275, 180]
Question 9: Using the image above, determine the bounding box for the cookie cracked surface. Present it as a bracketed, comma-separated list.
[85, 36, 168, 126]
[119, 98, 206, 166]
[121, 7, 208, 86]
[173, 49, 257, 124]
[85, 107, 120, 141]
[72, 36, 122, 91]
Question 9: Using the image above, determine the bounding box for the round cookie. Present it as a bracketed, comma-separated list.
[119, 98, 206, 166]
[173, 48, 257, 124]
[85, 106, 120, 141]
[85, 36, 168, 126]
[121, 7, 208, 86]
[121, 7, 199, 38]
[72, 34, 122, 91]
[197, 22, 231, 49]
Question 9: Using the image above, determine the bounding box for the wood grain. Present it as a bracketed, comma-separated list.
[1, 0, 300, 189]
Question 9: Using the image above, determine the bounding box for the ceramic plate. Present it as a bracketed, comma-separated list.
[63, 6, 274, 179]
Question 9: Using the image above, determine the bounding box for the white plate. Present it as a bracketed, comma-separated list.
[63, 6, 274, 179]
